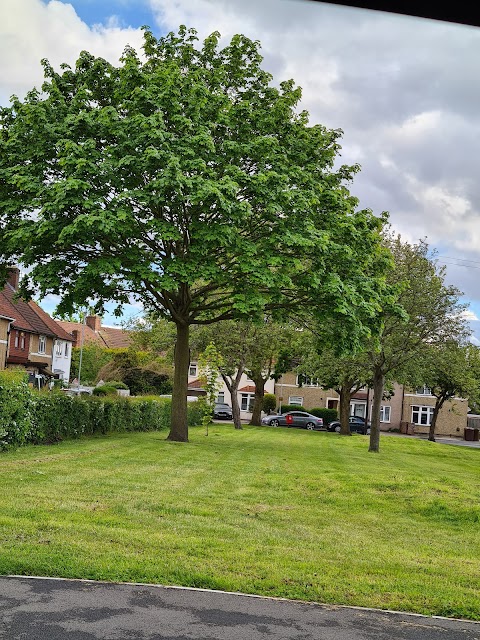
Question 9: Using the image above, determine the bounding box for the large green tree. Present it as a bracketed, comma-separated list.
[0, 27, 390, 442]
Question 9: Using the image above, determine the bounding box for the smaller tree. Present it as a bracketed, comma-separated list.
[262, 394, 277, 414]
[415, 342, 480, 442]
[198, 343, 224, 436]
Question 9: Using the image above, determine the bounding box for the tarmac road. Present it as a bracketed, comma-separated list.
[1, 576, 479, 639]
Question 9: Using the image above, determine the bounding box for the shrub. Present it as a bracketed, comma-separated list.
[0, 370, 35, 450]
[103, 380, 129, 390]
[262, 394, 277, 414]
[92, 385, 118, 396]
[309, 408, 338, 425]
[278, 404, 306, 413]
[122, 368, 172, 395]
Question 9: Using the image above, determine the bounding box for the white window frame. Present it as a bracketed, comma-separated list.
[217, 392, 225, 403]
[240, 393, 255, 412]
[288, 396, 304, 406]
[14, 332, 19, 348]
[65, 342, 69, 357]
[411, 405, 434, 426]
[416, 385, 432, 396]
[189, 364, 197, 377]
[38, 335, 47, 354]
[350, 401, 366, 418]
[296, 374, 320, 387]
[380, 405, 391, 423]
[55, 341, 63, 356]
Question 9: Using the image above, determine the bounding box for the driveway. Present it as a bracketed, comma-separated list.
[1, 576, 479, 639]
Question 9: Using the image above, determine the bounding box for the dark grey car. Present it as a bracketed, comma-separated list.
[213, 403, 233, 419]
[327, 416, 371, 435]
[261, 411, 323, 430]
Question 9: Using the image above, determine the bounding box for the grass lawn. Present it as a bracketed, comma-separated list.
[0, 424, 479, 619]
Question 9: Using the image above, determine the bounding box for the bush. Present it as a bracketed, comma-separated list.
[309, 408, 338, 425]
[122, 368, 172, 395]
[103, 381, 129, 390]
[278, 404, 306, 413]
[0, 374, 207, 450]
[262, 394, 277, 414]
[0, 370, 35, 449]
[92, 385, 118, 396]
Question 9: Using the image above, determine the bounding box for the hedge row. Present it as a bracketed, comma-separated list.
[0, 370, 206, 451]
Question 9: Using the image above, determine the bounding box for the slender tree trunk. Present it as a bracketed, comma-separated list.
[339, 386, 352, 435]
[167, 322, 190, 442]
[428, 397, 444, 442]
[222, 369, 244, 430]
[369, 368, 385, 453]
[250, 373, 265, 426]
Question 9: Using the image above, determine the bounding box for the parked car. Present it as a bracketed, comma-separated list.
[261, 411, 323, 431]
[327, 416, 371, 435]
[213, 403, 233, 419]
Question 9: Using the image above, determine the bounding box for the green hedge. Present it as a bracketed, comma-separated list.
[278, 404, 306, 413]
[0, 370, 35, 449]
[309, 407, 338, 425]
[0, 371, 206, 450]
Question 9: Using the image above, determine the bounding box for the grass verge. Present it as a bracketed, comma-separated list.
[0, 424, 479, 619]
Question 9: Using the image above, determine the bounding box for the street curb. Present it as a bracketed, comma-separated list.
[5, 575, 480, 625]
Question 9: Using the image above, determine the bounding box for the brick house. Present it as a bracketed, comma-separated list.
[1, 269, 74, 383]
[275, 372, 468, 438]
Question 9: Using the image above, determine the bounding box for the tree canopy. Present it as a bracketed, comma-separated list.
[0, 26, 391, 441]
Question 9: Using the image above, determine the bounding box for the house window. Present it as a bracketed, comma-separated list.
[350, 401, 366, 418]
[240, 393, 255, 412]
[38, 335, 47, 354]
[416, 385, 432, 396]
[289, 396, 304, 406]
[55, 341, 63, 356]
[411, 405, 434, 426]
[296, 374, 320, 387]
[14, 332, 19, 348]
[20, 334, 25, 349]
[189, 364, 197, 377]
[380, 405, 391, 423]
[217, 392, 225, 403]
[65, 342, 69, 357]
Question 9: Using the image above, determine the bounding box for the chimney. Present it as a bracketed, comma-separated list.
[7, 267, 20, 291]
[86, 315, 102, 332]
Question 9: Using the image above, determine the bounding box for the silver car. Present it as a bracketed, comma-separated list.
[261, 411, 323, 430]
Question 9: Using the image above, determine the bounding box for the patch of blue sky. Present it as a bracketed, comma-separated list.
[56, 0, 157, 32]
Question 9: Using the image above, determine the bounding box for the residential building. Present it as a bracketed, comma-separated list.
[1, 268, 74, 383]
[188, 361, 275, 420]
[275, 372, 468, 438]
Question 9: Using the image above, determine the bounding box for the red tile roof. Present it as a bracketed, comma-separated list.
[1, 285, 75, 340]
[57, 319, 132, 349]
[239, 385, 256, 393]
[27, 301, 74, 341]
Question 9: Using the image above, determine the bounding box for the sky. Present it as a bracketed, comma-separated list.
[1, 0, 480, 338]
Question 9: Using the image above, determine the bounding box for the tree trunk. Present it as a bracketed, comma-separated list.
[250, 373, 265, 426]
[369, 368, 385, 453]
[338, 386, 352, 435]
[222, 370, 244, 430]
[428, 397, 444, 442]
[167, 322, 190, 442]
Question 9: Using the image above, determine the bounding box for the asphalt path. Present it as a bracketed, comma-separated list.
[1, 576, 479, 639]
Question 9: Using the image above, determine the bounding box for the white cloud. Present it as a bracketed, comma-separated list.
[0, 0, 144, 103]
[461, 310, 480, 323]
